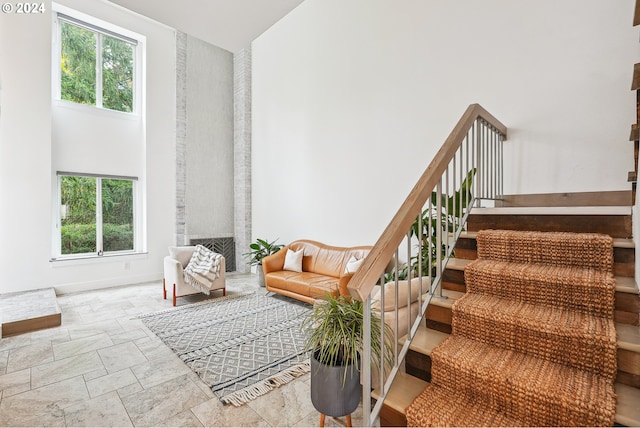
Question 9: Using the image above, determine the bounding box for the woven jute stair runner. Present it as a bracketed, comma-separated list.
[406, 229, 617, 427]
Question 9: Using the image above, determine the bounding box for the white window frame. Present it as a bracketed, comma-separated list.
[53, 172, 141, 260]
[52, 3, 143, 115]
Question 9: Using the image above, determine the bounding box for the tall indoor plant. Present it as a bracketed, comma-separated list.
[244, 238, 283, 287]
[303, 293, 394, 421]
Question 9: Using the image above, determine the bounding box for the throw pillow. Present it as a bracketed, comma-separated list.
[344, 255, 365, 274]
[283, 248, 303, 272]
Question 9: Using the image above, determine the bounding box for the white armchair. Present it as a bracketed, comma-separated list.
[163, 246, 226, 306]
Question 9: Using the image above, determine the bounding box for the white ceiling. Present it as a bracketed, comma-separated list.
[107, 0, 305, 53]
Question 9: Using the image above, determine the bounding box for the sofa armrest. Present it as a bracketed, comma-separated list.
[262, 246, 289, 274]
[338, 273, 354, 297]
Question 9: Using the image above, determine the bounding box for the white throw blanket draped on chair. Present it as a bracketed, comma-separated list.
[183, 245, 223, 295]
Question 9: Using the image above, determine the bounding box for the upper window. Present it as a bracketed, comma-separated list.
[56, 13, 137, 113]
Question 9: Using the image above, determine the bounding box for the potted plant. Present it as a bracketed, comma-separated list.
[244, 238, 284, 287]
[303, 293, 394, 421]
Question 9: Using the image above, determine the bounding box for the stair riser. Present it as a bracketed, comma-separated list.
[467, 214, 632, 238]
[454, 238, 635, 277]
[405, 350, 432, 382]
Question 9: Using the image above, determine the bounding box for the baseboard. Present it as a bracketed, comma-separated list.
[53, 272, 163, 295]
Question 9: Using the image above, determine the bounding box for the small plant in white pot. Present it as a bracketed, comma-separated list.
[303, 293, 393, 425]
[244, 238, 283, 287]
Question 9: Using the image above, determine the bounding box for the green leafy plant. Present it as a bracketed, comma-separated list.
[386, 168, 476, 282]
[303, 293, 394, 385]
[244, 238, 284, 266]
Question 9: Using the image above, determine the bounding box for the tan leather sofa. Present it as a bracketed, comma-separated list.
[262, 240, 372, 304]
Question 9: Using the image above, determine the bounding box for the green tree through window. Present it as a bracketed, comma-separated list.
[59, 18, 134, 112]
[60, 175, 135, 255]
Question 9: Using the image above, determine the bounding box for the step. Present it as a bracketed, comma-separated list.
[406, 383, 524, 427]
[396, 326, 640, 424]
[424, 289, 464, 333]
[372, 371, 428, 427]
[467, 206, 632, 238]
[453, 293, 617, 376]
[442, 257, 639, 326]
[465, 259, 616, 318]
[470, 206, 632, 215]
[378, 371, 640, 427]
[445, 256, 636, 295]
[456, 232, 635, 277]
[410, 321, 640, 388]
[616, 383, 640, 427]
[617, 323, 640, 387]
[431, 336, 616, 426]
[0, 288, 61, 337]
[458, 231, 635, 248]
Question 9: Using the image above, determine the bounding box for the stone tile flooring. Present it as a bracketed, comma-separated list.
[0, 274, 363, 427]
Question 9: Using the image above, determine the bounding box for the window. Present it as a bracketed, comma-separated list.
[58, 173, 137, 257]
[57, 13, 136, 113]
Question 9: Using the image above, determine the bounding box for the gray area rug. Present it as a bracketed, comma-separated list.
[138, 293, 312, 406]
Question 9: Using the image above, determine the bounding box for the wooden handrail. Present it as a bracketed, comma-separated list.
[347, 104, 507, 301]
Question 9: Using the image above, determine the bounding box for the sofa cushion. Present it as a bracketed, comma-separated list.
[283, 248, 303, 272]
[372, 277, 430, 311]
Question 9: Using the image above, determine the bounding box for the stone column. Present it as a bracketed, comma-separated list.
[233, 47, 252, 272]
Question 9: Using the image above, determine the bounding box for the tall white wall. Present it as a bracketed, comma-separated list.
[252, 0, 638, 247]
[0, 0, 177, 294]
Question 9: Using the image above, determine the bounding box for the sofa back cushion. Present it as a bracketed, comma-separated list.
[288, 240, 371, 277]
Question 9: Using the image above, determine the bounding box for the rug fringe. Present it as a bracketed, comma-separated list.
[221, 360, 311, 407]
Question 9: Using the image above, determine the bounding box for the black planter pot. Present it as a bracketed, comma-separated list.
[310, 352, 361, 417]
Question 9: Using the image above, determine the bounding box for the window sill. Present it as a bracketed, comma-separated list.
[50, 252, 148, 267]
[52, 99, 140, 120]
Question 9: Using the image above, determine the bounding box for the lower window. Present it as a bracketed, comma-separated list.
[58, 173, 136, 256]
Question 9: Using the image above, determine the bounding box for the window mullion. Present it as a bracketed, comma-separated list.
[96, 178, 104, 255]
[96, 33, 103, 109]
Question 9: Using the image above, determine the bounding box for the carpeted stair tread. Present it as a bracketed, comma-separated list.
[429, 335, 616, 427]
[452, 293, 617, 377]
[476, 229, 614, 272]
[464, 258, 616, 318]
[406, 383, 523, 427]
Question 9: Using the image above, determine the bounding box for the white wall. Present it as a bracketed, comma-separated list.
[252, 0, 638, 247]
[0, 0, 177, 294]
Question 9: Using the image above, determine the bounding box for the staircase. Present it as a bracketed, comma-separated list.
[375, 200, 640, 426]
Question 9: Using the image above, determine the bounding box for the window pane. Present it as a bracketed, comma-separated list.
[102, 179, 134, 252]
[60, 22, 96, 106]
[60, 176, 97, 254]
[102, 35, 134, 112]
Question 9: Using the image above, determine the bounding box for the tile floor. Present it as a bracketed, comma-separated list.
[0, 274, 363, 427]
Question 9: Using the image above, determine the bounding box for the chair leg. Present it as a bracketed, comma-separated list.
[319, 414, 325, 427]
[346, 414, 352, 427]
[222, 287, 226, 297]
[163, 278, 167, 299]
[173, 284, 177, 307]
